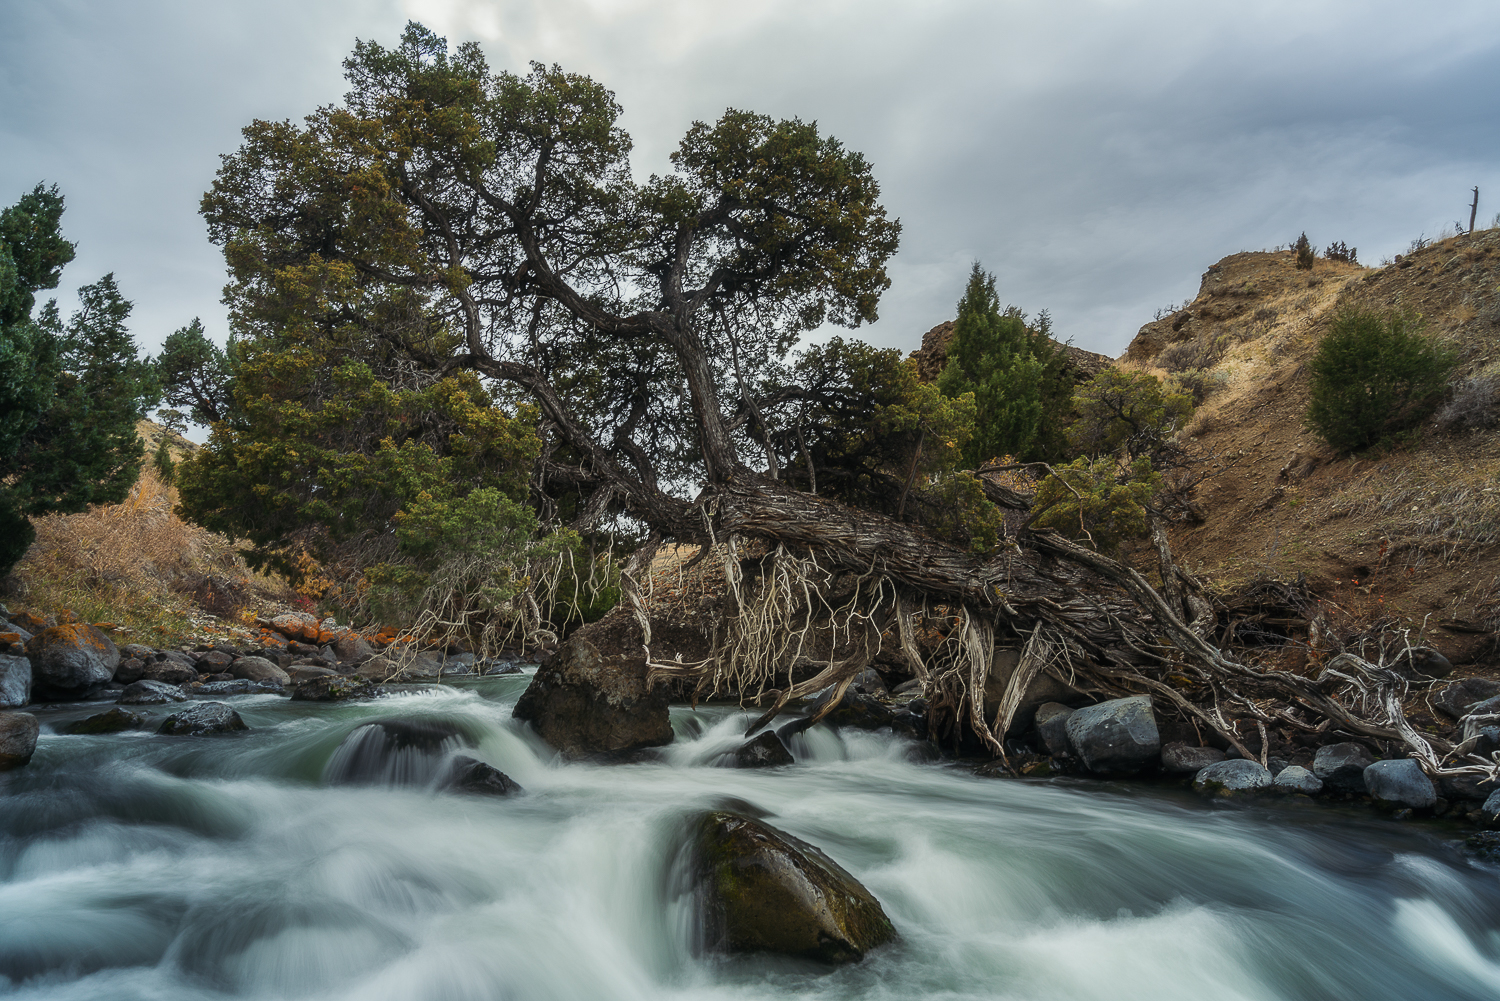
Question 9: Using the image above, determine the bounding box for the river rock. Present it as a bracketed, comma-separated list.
[1363, 759, 1436, 810]
[332, 633, 377, 664]
[693, 811, 895, 964]
[1272, 765, 1323, 795]
[291, 675, 375, 702]
[112, 657, 146, 685]
[25, 623, 120, 699]
[230, 656, 290, 686]
[0, 712, 40, 769]
[806, 689, 894, 730]
[1034, 702, 1074, 758]
[142, 660, 198, 685]
[728, 731, 794, 768]
[326, 718, 471, 785]
[852, 669, 887, 696]
[1392, 646, 1453, 680]
[288, 665, 338, 684]
[1064, 696, 1160, 775]
[120, 643, 157, 661]
[444, 755, 523, 796]
[1433, 678, 1500, 719]
[1313, 742, 1376, 794]
[0, 654, 32, 708]
[1479, 790, 1500, 829]
[512, 614, 672, 758]
[1193, 758, 1273, 795]
[1441, 772, 1496, 802]
[983, 647, 1089, 737]
[188, 679, 280, 697]
[118, 679, 188, 705]
[890, 710, 928, 740]
[1161, 741, 1226, 774]
[63, 707, 152, 734]
[157, 702, 248, 736]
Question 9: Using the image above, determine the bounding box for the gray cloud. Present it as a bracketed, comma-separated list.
[4, 0, 1496, 376]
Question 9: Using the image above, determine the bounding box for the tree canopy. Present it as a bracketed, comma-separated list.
[0, 184, 157, 576]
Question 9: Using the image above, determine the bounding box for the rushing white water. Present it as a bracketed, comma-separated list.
[4, 675, 1500, 1000]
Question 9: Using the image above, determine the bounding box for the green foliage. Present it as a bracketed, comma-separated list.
[156, 317, 236, 429]
[924, 471, 1007, 554]
[152, 438, 176, 485]
[1031, 456, 1161, 555]
[0, 184, 158, 576]
[937, 264, 1072, 464]
[1293, 232, 1315, 271]
[1304, 309, 1457, 452]
[1066, 369, 1194, 467]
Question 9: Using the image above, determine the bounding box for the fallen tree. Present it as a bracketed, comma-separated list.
[188, 22, 1497, 784]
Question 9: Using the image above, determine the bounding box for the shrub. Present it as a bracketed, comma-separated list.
[1304, 310, 1456, 452]
[1066, 369, 1194, 467]
[1436, 372, 1500, 432]
[1030, 456, 1161, 555]
[1325, 241, 1358, 264]
[1158, 331, 1228, 373]
[1293, 233, 1315, 270]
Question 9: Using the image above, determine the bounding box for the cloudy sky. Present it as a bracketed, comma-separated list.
[4, 0, 1498, 381]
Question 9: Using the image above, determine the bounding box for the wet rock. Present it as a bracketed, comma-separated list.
[1272, 765, 1323, 795]
[1363, 759, 1436, 810]
[118, 680, 188, 705]
[288, 665, 338, 684]
[195, 650, 234, 671]
[1433, 678, 1500, 719]
[512, 617, 673, 758]
[1266, 757, 1290, 776]
[188, 679, 281, 697]
[1064, 696, 1159, 775]
[1440, 772, 1497, 802]
[852, 669, 887, 696]
[1480, 790, 1500, 829]
[444, 755, 523, 796]
[332, 633, 377, 664]
[229, 656, 290, 686]
[0, 712, 40, 769]
[483, 660, 524, 675]
[0, 654, 32, 708]
[1193, 758, 1273, 795]
[63, 707, 152, 734]
[1161, 741, 1226, 775]
[1313, 742, 1376, 794]
[112, 657, 146, 685]
[1463, 831, 1500, 861]
[1034, 702, 1075, 758]
[816, 690, 894, 730]
[141, 660, 198, 685]
[325, 718, 472, 785]
[24, 623, 120, 699]
[157, 702, 248, 736]
[290, 675, 376, 702]
[891, 678, 923, 696]
[890, 710, 928, 741]
[693, 811, 895, 964]
[728, 731, 794, 768]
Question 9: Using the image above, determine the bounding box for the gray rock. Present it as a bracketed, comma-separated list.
[1272, 764, 1323, 795]
[332, 633, 377, 664]
[444, 755, 523, 796]
[1034, 702, 1074, 758]
[1465, 695, 1500, 719]
[0, 712, 40, 769]
[1440, 772, 1497, 802]
[1363, 759, 1437, 810]
[1480, 789, 1500, 829]
[287, 665, 338, 684]
[195, 650, 234, 670]
[25, 624, 120, 699]
[1266, 757, 1290, 776]
[1160, 741, 1226, 774]
[440, 659, 475, 677]
[118, 679, 188, 705]
[1193, 758, 1273, 795]
[891, 678, 923, 696]
[1434, 678, 1500, 719]
[728, 731, 795, 768]
[141, 660, 198, 685]
[805, 690, 894, 730]
[229, 656, 290, 686]
[188, 679, 281, 697]
[1393, 646, 1453, 680]
[290, 675, 376, 702]
[482, 660, 523, 675]
[694, 811, 895, 964]
[63, 707, 152, 734]
[120, 643, 158, 662]
[1313, 742, 1376, 794]
[1064, 696, 1160, 775]
[983, 647, 1089, 738]
[157, 702, 248, 736]
[112, 657, 146, 685]
[852, 669, 887, 696]
[0, 654, 32, 708]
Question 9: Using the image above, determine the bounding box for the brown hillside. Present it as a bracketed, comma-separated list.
[1127, 232, 1500, 661]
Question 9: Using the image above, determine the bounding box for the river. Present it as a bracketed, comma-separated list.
[3, 673, 1500, 1000]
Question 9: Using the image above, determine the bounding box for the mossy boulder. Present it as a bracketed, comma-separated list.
[694, 811, 895, 964]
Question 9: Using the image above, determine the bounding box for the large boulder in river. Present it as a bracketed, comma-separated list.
[513, 607, 672, 758]
[727, 731, 794, 768]
[24, 623, 119, 700]
[1193, 758, 1272, 795]
[229, 656, 290, 686]
[1363, 759, 1436, 810]
[693, 811, 895, 964]
[1064, 696, 1159, 775]
[443, 755, 523, 796]
[0, 712, 40, 769]
[117, 679, 187, 705]
[63, 707, 153, 735]
[0, 654, 32, 708]
[1312, 742, 1375, 794]
[1161, 742, 1226, 774]
[291, 675, 375, 702]
[157, 701, 248, 736]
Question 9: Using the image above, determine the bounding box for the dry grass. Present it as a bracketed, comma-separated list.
[1317, 461, 1500, 567]
[4, 425, 295, 646]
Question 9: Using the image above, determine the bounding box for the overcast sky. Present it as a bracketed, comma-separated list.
[4, 0, 1498, 382]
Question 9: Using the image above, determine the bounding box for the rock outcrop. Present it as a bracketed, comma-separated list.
[157, 702, 248, 736]
[512, 608, 672, 758]
[693, 811, 895, 964]
[1064, 696, 1160, 775]
[25, 623, 120, 700]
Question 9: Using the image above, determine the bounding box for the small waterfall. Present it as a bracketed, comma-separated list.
[322, 719, 472, 787]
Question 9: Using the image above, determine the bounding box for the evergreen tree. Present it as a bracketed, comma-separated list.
[0, 185, 158, 577]
[937, 264, 1071, 466]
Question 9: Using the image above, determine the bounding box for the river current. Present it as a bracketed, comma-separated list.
[4, 673, 1500, 1000]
